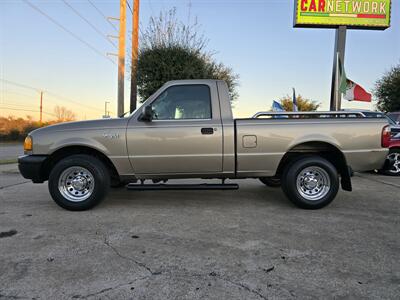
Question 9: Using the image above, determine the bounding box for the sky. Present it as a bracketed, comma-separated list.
[0, 0, 399, 121]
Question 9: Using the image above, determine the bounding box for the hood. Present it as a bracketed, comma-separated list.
[30, 117, 130, 137]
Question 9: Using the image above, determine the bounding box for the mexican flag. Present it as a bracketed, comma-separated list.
[339, 62, 372, 102]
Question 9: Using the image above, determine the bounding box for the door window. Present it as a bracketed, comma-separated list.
[151, 85, 212, 120]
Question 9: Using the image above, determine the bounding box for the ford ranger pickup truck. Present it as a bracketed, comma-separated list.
[18, 80, 390, 211]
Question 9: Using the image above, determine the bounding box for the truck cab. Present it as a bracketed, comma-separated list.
[126, 80, 233, 177]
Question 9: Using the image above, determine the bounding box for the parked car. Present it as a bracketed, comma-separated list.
[18, 80, 389, 211]
[380, 115, 400, 176]
[387, 112, 400, 124]
[341, 109, 386, 119]
[358, 111, 386, 118]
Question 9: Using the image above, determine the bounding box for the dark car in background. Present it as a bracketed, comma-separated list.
[341, 110, 386, 119]
[359, 111, 386, 118]
[381, 115, 400, 176]
[387, 112, 400, 124]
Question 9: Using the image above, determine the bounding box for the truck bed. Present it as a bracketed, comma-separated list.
[235, 116, 388, 177]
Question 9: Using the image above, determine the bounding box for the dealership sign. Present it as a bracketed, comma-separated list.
[294, 0, 391, 29]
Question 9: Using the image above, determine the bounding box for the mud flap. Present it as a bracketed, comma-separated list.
[341, 166, 352, 192]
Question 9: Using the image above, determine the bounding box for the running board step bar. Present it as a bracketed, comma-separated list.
[126, 183, 239, 191]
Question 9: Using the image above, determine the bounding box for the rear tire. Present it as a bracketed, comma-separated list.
[259, 177, 281, 187]
[48, 154, 110, 211]
[281, 156, 339, 209]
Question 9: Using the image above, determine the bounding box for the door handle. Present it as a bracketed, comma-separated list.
[201, 127, 214, 135]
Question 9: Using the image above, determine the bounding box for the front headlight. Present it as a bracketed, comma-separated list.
[24, 136, 33, 152]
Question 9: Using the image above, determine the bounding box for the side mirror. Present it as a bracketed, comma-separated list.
[139, 105, 153, 122]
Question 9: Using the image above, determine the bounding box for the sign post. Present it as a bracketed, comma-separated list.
[293, 0, 391, 111]
[330, 26, 346, 111]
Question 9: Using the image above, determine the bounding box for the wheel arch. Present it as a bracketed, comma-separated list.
[41, 145, 119, 183]
[276, 141, 352, 191]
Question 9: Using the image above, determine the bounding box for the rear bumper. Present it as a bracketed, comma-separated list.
[18, 155, 48, 183]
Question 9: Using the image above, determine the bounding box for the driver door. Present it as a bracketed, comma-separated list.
[126, 83, 223, 176]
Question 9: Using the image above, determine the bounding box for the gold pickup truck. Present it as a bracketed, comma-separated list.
[18, 80, 390, 211]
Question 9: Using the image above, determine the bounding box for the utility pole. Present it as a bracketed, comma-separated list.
[39, 91, 43, 126]
[130, 0, 140, 113]
[117, 0, 126, 117]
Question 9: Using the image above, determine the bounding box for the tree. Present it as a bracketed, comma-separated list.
[375, 63, 400, 112]
[277, 95, 320, 111]
[54, 106, 76, 122]
[137, 8, 239, 102]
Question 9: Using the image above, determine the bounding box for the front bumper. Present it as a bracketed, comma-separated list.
[18, 155, 48, 183]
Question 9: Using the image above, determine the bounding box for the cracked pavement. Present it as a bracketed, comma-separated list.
[0, 165, 399, 299]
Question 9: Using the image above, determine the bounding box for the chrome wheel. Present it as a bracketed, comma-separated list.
[296, 167, 331, 201]
[387, 152, 400, 174]
[58, 167, 95, 202]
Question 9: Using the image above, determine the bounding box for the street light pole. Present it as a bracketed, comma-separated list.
[104, 101, 110, 117]
[39, 91, 43, 126]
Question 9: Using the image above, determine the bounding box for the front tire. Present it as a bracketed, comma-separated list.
[48, 154, 110, 211]
[281, 156, 339, 209]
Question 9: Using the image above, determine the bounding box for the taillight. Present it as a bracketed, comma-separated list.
[381, 125, 391, 148]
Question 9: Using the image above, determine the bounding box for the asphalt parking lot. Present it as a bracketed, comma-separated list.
[0, 164, 399, 299]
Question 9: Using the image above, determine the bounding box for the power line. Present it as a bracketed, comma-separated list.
[1, 90, 38, 99]
[87, 0, 118, 32]
[85, 0, 132, 81]
[2, 100, 73, 119]
[61, 0, 117, 49]
[127, 1, 133, 14]
[0, 79, 105, 113]
[46, 91, 105, 113]
[0, 86, 92, 109]
[1, 102, 37, 109]
[1, 88, 79, 108]
[1, 99, 109, 117]
[0, 106, 56, 117]
[0, 79, 40, 93]
[23, 0, 116, 65]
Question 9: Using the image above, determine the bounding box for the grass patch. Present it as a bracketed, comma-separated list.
[0, 158, 18, 165]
